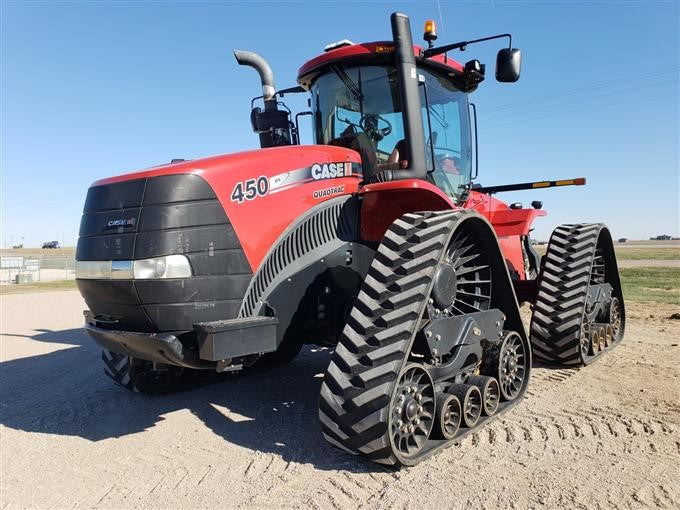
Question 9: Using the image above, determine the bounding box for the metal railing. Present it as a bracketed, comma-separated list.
[1, 255, 76, 284]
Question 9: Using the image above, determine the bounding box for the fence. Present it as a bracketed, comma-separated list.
[0, 255, 76, 284]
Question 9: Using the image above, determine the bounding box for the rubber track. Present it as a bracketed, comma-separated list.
[529, 223, 602, 366]
[102, 350, 136, 391]
[318, 210, 468, 465]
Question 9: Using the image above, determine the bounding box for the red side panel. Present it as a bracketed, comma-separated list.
[93, 145, 362, 271]
[465, 190, 547, 279]
[359, 180, 455, 241]
[464, 191, 547, 236]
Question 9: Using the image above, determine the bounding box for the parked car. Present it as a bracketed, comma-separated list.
[42, 241, 60, 249]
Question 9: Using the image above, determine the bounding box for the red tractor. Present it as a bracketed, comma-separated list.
[75, 13, 624, 466]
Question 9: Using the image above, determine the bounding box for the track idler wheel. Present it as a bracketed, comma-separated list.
[433, 393, 462, 440]
[467, 375, 500, 416]
[447, 384, 482, 428]
[609, 297, 624, 342]
[388, 365, 435, 460]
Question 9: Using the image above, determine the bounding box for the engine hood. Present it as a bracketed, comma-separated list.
[89, 145, 363, 270]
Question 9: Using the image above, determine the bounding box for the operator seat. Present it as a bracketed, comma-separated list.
[330, 129, 378, 181]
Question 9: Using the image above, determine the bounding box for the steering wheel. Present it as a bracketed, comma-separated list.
[360, 114, 392, 142]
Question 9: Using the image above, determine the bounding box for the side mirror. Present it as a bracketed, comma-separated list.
[496, 48, 521, 82]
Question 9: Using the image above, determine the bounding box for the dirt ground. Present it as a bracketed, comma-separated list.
[1, 291, 679, 509]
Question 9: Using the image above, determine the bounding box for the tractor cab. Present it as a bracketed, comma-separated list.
[304, 54, 473, 204]
[238, 13, 521, 206]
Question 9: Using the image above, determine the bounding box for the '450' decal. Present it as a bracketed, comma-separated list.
[230, 176, 269, 203]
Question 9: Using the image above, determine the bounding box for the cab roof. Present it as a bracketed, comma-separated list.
[297, 41, 465, 89]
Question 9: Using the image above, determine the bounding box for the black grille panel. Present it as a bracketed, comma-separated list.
[83, 179, 145, 212]
[76, 173, 253, 332]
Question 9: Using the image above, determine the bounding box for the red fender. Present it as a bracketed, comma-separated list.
[359, 179, 456, 241]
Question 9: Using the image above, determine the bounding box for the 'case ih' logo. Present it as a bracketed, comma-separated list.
[106, 218, 136, 228]
[311, 162, 352, 180]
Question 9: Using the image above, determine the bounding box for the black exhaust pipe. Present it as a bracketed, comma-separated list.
[234, 50, 277, 111]
[373, 13, 427, 182]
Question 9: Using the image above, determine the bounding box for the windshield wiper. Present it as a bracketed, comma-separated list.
[428, 105, 449, 129]
[331, 65, 363, 101]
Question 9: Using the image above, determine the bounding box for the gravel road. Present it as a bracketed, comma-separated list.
[1, 291, 679, 509]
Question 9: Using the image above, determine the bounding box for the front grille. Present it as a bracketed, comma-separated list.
[76, 173, 252, 332]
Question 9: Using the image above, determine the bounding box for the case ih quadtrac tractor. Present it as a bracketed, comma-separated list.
[76, 13, 625, 466]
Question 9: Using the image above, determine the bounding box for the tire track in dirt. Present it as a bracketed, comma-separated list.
[464, 404, 675, 450]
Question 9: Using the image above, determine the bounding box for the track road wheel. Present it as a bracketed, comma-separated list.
[388, 365, 435, 460]
[433, 394, 461, 440]
[467, 375, 500, 416]
[604, 324, 613, 348]
[447, 384, 482, 428]
[580, 320, 591, 360]
[483, 331, 528, 402]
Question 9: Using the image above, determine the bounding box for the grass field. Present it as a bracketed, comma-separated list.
[533, 245, 679, 260]
[619, 267, 680, 305]
[614, 249, 680, 260]
[1, 246, 678, 304]
[2, 269, 678, 305]
[0, 247, 76, 258]
[0, 280, 77, 295]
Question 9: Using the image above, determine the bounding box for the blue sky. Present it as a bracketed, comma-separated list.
[1, 0, 678, 247]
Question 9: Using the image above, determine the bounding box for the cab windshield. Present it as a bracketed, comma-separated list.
[311, 64, 472, 203]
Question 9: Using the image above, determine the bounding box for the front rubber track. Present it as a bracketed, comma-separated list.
[318, 210, 522, 466]
[529, 223, 625, 366]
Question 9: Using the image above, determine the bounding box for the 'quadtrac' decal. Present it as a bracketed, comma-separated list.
[313, 185, 345, 199]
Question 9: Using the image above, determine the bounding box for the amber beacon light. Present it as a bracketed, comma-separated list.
[424, 19, 438, 46]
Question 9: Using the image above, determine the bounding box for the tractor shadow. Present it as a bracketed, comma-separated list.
[0, 328, 379, 473]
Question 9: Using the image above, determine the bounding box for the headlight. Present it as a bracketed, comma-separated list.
[134, 255, 192, 279]
[76, 255, 192, 279]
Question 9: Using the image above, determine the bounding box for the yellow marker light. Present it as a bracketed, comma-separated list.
[375, 45, 394, 53]
[424, 20, 437, 43]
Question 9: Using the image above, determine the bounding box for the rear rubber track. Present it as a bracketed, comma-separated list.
[530, 223, 625, 366]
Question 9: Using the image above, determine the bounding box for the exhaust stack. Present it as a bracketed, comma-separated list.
[234, 50, 277, 111]
[370, 12, 427, 182]
[234, 50, 292, 148]
[390, 12, 427, 180]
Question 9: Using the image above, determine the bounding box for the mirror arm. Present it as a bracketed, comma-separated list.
[423, 33, 512, 58]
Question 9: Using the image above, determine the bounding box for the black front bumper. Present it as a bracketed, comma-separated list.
[84, 321, 214, 369]
[84, 311, 279, 369]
